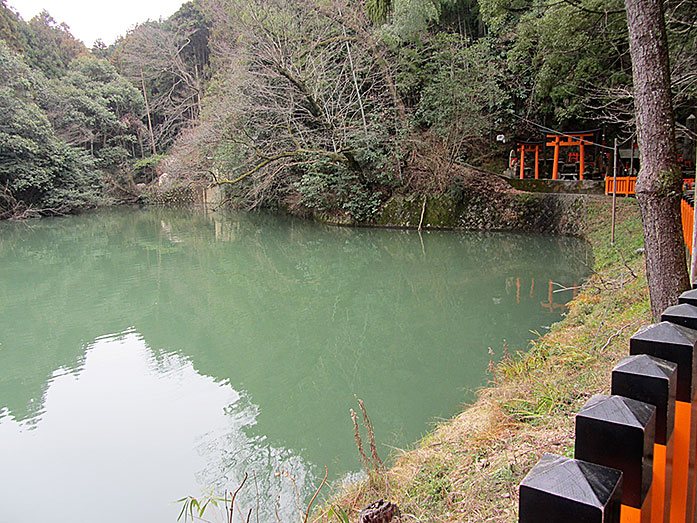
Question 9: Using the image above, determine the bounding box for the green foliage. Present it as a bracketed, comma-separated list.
[438, 0, 484, 37]
[500, 380, 572, 424]
[41, 55, 144, 162]
[326, 506, 350, 523]
[168, 1, 211, 67]
[382, 0, 443, 42]
[478, 0, 533, 33]
[42, 146, 102, 210]
[406, 460, 453, 510]
[365, 0, 392, 25]
[0, 61, 101, 214]
[410, 34, 507, 141]
[96, 146, 131, 169]
[294, 161, 385, 222]
[133, 154, 165, 182]
[0, 5, 152, 218]
[0, 39, 137, 216]
[480, 0, 632, 124]
[0, 0, 27, 53]
[22, 10, 86, 77]
[176, 494, 222, 522]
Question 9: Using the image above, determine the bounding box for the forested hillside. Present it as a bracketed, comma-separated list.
[0, 2, 146, 218]
[0, 0, 695, 221]
[145, 0, 696, 221]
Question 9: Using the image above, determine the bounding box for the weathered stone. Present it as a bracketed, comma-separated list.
[359, 499, 400, 523]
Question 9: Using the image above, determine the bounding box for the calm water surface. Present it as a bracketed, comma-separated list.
[0, 208, 590, 522]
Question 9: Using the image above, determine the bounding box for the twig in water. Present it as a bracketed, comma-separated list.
[273, 495, 282, 523]
[303, 465, 328, 523]
[551, 283, 583, 294]
[253, 471, 259, 523]
[229, 472, 249, 523]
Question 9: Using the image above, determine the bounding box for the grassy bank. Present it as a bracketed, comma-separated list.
[315, 196, 650, 522]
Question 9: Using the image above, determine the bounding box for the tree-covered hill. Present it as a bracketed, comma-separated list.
[146, 0, 694, 222]
[0, 1, 145, 218]
[0, 0, 695, 222]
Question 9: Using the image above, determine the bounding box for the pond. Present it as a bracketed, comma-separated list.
[0, 208, 591, 522]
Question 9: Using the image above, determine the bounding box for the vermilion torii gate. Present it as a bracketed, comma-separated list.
[516, 142, 543, 180]
[515, 131, 599, 180]
[545, 132, 594, 180]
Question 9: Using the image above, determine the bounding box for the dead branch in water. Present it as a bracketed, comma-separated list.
[418, 196, 426, 231]
[303, 465, 328, 523]
[227, 472, 249, 523]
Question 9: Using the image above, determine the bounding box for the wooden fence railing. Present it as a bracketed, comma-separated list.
[518, 291, 697, 523]
[605, 176, 638, 196]
[606, 178, 695, 197]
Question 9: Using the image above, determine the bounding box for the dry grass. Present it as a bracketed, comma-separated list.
[314, 197, 651, 522]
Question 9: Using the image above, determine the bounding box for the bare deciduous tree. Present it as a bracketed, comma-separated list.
[113, 18, 209, 153]
[198, 0, 402, 212]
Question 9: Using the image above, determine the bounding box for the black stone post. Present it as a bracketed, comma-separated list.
[519, 453, 622, 523]
[631, 322, 697, 409]
[575, 395, 655, 520]
[661, 303, 697, 330]
[679, 289, 697, 307]
[612, 354, 677, 522]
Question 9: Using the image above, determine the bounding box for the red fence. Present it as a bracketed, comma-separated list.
[682, 198, 694, 256]
[605, 176, 637, 196]
[606, 178, 695, 197]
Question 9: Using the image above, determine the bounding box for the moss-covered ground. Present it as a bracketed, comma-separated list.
[314, 197, 651, 522]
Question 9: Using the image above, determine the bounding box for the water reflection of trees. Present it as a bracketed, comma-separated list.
[0, 328, 315, 522]
[0, 208, 591, 487]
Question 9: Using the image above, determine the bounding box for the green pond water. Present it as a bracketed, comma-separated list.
[0, 208, 591, 522]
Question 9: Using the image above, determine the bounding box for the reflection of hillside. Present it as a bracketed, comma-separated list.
[0, 330, 313, 523]
[0, 208, 591, 479]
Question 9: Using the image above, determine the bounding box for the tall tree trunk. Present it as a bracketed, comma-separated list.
[625, 0, 689, 319]
[340, 10, 368, 141]
[195, 64, 203, 117]
[141, 68, 157, 156]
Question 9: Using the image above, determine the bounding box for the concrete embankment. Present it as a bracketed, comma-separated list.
[373, 191, 591, 235]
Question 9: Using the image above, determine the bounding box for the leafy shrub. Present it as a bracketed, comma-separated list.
[133, 154, 165, 182]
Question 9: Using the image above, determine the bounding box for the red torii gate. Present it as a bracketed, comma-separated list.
[516, 142, 543, 180]
[545, 132, 594, 180]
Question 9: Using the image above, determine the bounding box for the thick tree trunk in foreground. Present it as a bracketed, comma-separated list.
[625, 0, 689, 319]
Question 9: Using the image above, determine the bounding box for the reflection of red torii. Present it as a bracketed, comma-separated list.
[546, 132, 594, 180]
[511, 277, 578, 311]
[541, 280, 579, 312]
